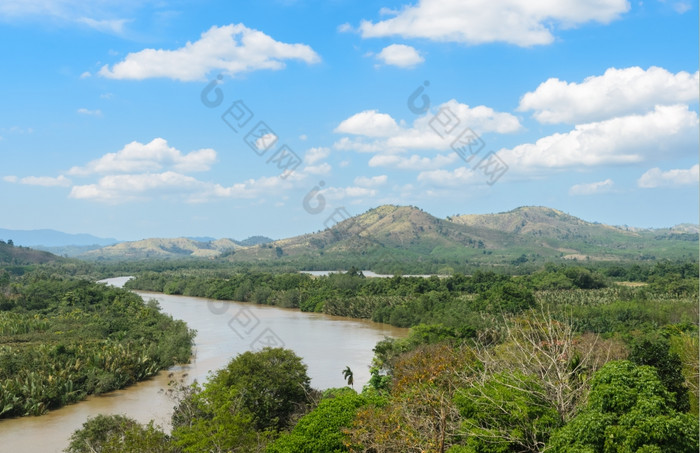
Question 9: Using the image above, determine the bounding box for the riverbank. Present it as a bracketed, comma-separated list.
[0, 277, 407, 453]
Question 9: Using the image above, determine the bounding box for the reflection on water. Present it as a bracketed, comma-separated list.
[0, 277, 407, 453]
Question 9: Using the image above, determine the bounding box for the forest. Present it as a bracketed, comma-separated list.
[57, 260, 698, 452]
[0, 271, 194, 418]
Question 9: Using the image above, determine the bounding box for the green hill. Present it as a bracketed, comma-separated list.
[76, 205, 698, 268]
[0, 240, 60, 265]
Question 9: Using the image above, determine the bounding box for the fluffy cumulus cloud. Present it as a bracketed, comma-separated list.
[359, 0, 630, 47]
[376, 44, 424, 68]
[637, 164, 699, 188]
[334, 100, 521, 163]
[335, 110, 401, 137]
[68, 138, 217, 175]
[497, 104, 698, 172]
[68, 169, 312, 204]
[12, 136, 338, 204]
[519, 66, 700, 124]
[569, 179, 614, 195]
[99, 24, 320, 81]
[70, 172, 205, 203]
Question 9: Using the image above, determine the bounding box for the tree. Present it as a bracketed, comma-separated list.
[65, 414, 174, 453]
[172, 348, 312, 452]
[268, 388, 381, 453]
[629, 335, 691, 413]
[455, 371, 563, 453]
[472, 310, 616, 422]
[347, 343, 475, 453]
[343, 366, 354, 388]
[669, 329, 699, 415]
[548, 360, 699, 452]
[475, 282, 536, 314]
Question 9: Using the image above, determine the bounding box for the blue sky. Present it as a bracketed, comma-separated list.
[0, 0, 698, 241]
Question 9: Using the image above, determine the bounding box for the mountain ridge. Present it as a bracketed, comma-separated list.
[77, 205, 698, 265]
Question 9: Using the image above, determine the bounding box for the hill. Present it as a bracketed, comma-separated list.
[223, 205, 697, 269]
[0, 240, 60, 265]
[77, 205, 698, 269]
[81, 236, 273, 261]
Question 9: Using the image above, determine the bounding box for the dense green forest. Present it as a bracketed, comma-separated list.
[63, 260, 698, 452]
[124, 261, 698, 329]
[0, 271, 194, 418]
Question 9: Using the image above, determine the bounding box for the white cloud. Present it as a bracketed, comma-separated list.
[70, 172, 205, 203]
[80, 71, 92, 79]
[337, 22, 353, 33]
[77, 108, 102, 116]
[417, 166, 481, 187]
[638, 164, 699, 188]
[69, 170, 309, 204]
[321, 186, 377, 200]
[334, 99, 521, 153]
[369, 153, 457, 170]
[672, 1, 692, 13]
[76, 17, 128, 33]
[99, 24, 320, 81]
[304, 147, 330, 164]
[354, 175, 388, 187]
[302, 163, 332, 175]
[68, 138, 217, 176]
[519, 66, 700, 124]
[255, 133, 279, 151]
[10, 136, 341, 204]
[498, 104, 698, 172]
[659, 0, 693, 13]
[21, 175, 72, 187]
[359, 0, 630, 47]
[335, 110, 401, 137]
[0, 1, 138, 34]
[5, 175, 72, 187]
[569, 179, 614, 195]
[376, 44, 424, 68]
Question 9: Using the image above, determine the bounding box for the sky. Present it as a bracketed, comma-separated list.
[0, 0, 698, 241]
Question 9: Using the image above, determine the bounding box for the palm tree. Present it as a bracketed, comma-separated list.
[342, 366, 354, 388]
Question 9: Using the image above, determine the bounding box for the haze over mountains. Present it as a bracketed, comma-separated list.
[66, 205, 697, 265]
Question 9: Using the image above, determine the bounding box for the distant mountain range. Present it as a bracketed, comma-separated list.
[0, 228, 119, 247]
[0, 227, 275, 259]
[76, 206, 698, 267]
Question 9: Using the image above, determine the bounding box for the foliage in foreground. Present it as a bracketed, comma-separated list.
[63, 263, 699, 452]
[0, 275, 194, 418]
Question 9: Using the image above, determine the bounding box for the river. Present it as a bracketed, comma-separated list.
[0, 277, 407, 452]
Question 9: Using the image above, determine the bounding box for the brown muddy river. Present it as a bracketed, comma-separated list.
[0, 277, 407, 452]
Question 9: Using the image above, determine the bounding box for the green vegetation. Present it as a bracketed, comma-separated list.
[125, 261, 697, 331]
[170, 347, 314, 452]
[0, 272, 194, 418]
[65, 259, 698, 452]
